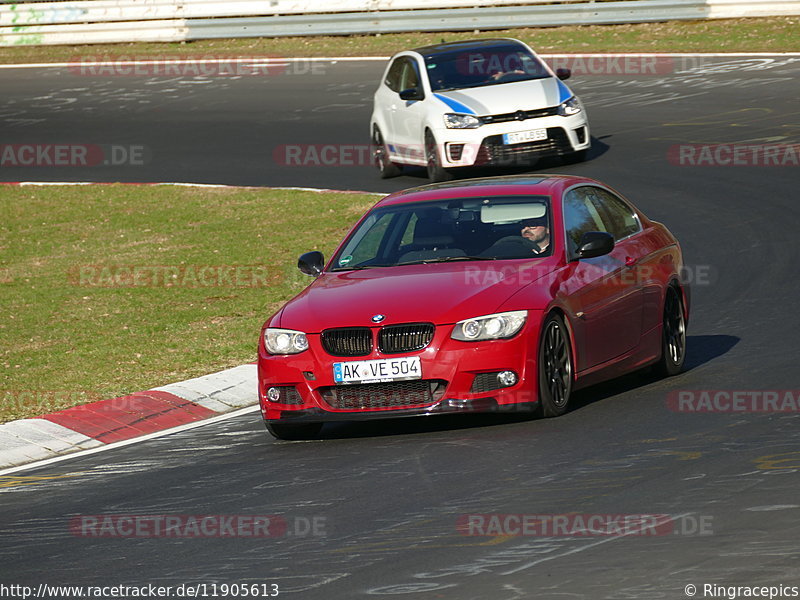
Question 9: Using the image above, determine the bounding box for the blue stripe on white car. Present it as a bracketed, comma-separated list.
[434, 93, 476, 115]
[556, 79, 573, 103]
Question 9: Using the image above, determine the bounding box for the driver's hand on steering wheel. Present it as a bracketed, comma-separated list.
[489, 70, 525, 81]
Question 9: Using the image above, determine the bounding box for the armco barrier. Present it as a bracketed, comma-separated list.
[1, 0, 799, 47]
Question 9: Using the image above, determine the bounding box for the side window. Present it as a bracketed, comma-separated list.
[588, 187, 641, 241]
[385, 58, 404, 92]
[400, 59, 421, 92]
[563, 188, 606, 257]
[341, 213, 394, 267]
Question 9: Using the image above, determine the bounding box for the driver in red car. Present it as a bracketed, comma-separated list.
[520, 217, 550, 254]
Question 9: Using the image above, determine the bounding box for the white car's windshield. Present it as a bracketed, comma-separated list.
[330, 196, 553, 271]
[424, 43, 550, 92]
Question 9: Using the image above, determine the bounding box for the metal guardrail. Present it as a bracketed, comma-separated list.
[189, 0, 712, 41]
[2, 0, 799, 47]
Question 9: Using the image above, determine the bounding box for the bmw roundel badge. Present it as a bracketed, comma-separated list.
[371, 314, 386, 323]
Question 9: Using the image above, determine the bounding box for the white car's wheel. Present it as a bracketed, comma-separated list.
[373, 128, 401, 179]
[425, 131, 454, 183]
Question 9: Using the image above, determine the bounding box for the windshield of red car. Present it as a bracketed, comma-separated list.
[330, 196, 552, 270]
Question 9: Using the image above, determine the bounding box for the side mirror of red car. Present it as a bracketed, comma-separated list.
[576, 231, 614, 260]
[298, 251, 325, 276]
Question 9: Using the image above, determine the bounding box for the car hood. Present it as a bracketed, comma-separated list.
[278, 261, 557, 332]
[433, 77, 573, 116]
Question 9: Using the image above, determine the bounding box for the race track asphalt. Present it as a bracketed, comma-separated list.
[1, 55, 799, 598]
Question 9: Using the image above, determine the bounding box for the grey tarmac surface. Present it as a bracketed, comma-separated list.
[1, 56, 799, 598]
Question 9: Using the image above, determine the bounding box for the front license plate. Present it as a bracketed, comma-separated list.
[333, 356, 422, 384]
[503, 128, 547, 145]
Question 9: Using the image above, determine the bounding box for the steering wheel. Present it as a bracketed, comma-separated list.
[481, 236, 539, 257]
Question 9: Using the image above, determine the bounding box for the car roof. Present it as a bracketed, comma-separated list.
[411, 38, 527, 57]
[378, 174, 597, 207]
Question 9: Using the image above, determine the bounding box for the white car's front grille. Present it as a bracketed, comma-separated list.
[481, 106, 560, 125]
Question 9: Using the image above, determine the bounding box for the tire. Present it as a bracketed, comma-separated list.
[654, 285, 686, 377]
[265, 421, 322, 441]
[373, 128, 401, 179]
[536, 313, 573, 418]
[425, 130, 454, 183]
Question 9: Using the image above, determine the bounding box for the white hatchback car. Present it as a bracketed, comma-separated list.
[370, 38, 591, 181]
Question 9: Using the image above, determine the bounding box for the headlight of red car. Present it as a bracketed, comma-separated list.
[264, 328, 309, 355]
[451, 310, 527, 341]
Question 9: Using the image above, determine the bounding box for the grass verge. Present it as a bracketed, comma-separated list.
[0, 185, 379, 423]
[0, 17, 797, 65]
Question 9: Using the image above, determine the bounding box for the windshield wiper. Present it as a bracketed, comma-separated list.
[396, 256, 497, 266]
[332, 256, 497, 270]
[330, 264, 393, 271]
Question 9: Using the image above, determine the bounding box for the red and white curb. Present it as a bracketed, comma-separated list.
[0, 364, 257, 469]
[0, 181, 383, 471]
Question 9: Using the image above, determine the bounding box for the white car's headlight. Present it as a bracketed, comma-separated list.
[451, 310, 527, 341]
[264, 328, 309, 355]
[444, 113, 482, 129]
[558, 96, 582, 116]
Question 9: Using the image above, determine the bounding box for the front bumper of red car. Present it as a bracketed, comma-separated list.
[258, 318, 542, 424]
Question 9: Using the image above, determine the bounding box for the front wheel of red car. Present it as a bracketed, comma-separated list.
[265, 421, 322, 441]
[654, 286, 686, 377]
[537, 313, 573, 418]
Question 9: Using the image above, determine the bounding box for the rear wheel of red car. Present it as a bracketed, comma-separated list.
[537, 313, 573, 418]
[654, 285, 686, 377]
[373, 127, 401, 179]
[265, 421, 322, 441]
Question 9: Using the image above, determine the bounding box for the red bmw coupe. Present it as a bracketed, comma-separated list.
[258, 175, 689, 439]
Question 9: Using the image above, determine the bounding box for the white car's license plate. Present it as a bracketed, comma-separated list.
[503, 129, 547, 145]
[333, 356, 422, 384]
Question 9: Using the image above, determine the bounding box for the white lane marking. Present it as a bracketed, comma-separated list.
[500, 512, 693, 575]
[1, 53, 799, 70]
[0, 182, 385, 195]
[0, 57, 385, 70]
[745, 505, 800, 511]
[0, 405, 260, 477]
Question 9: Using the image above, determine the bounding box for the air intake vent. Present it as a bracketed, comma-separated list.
[379, 323, 435, 354]
[321, 327, 373, 356]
